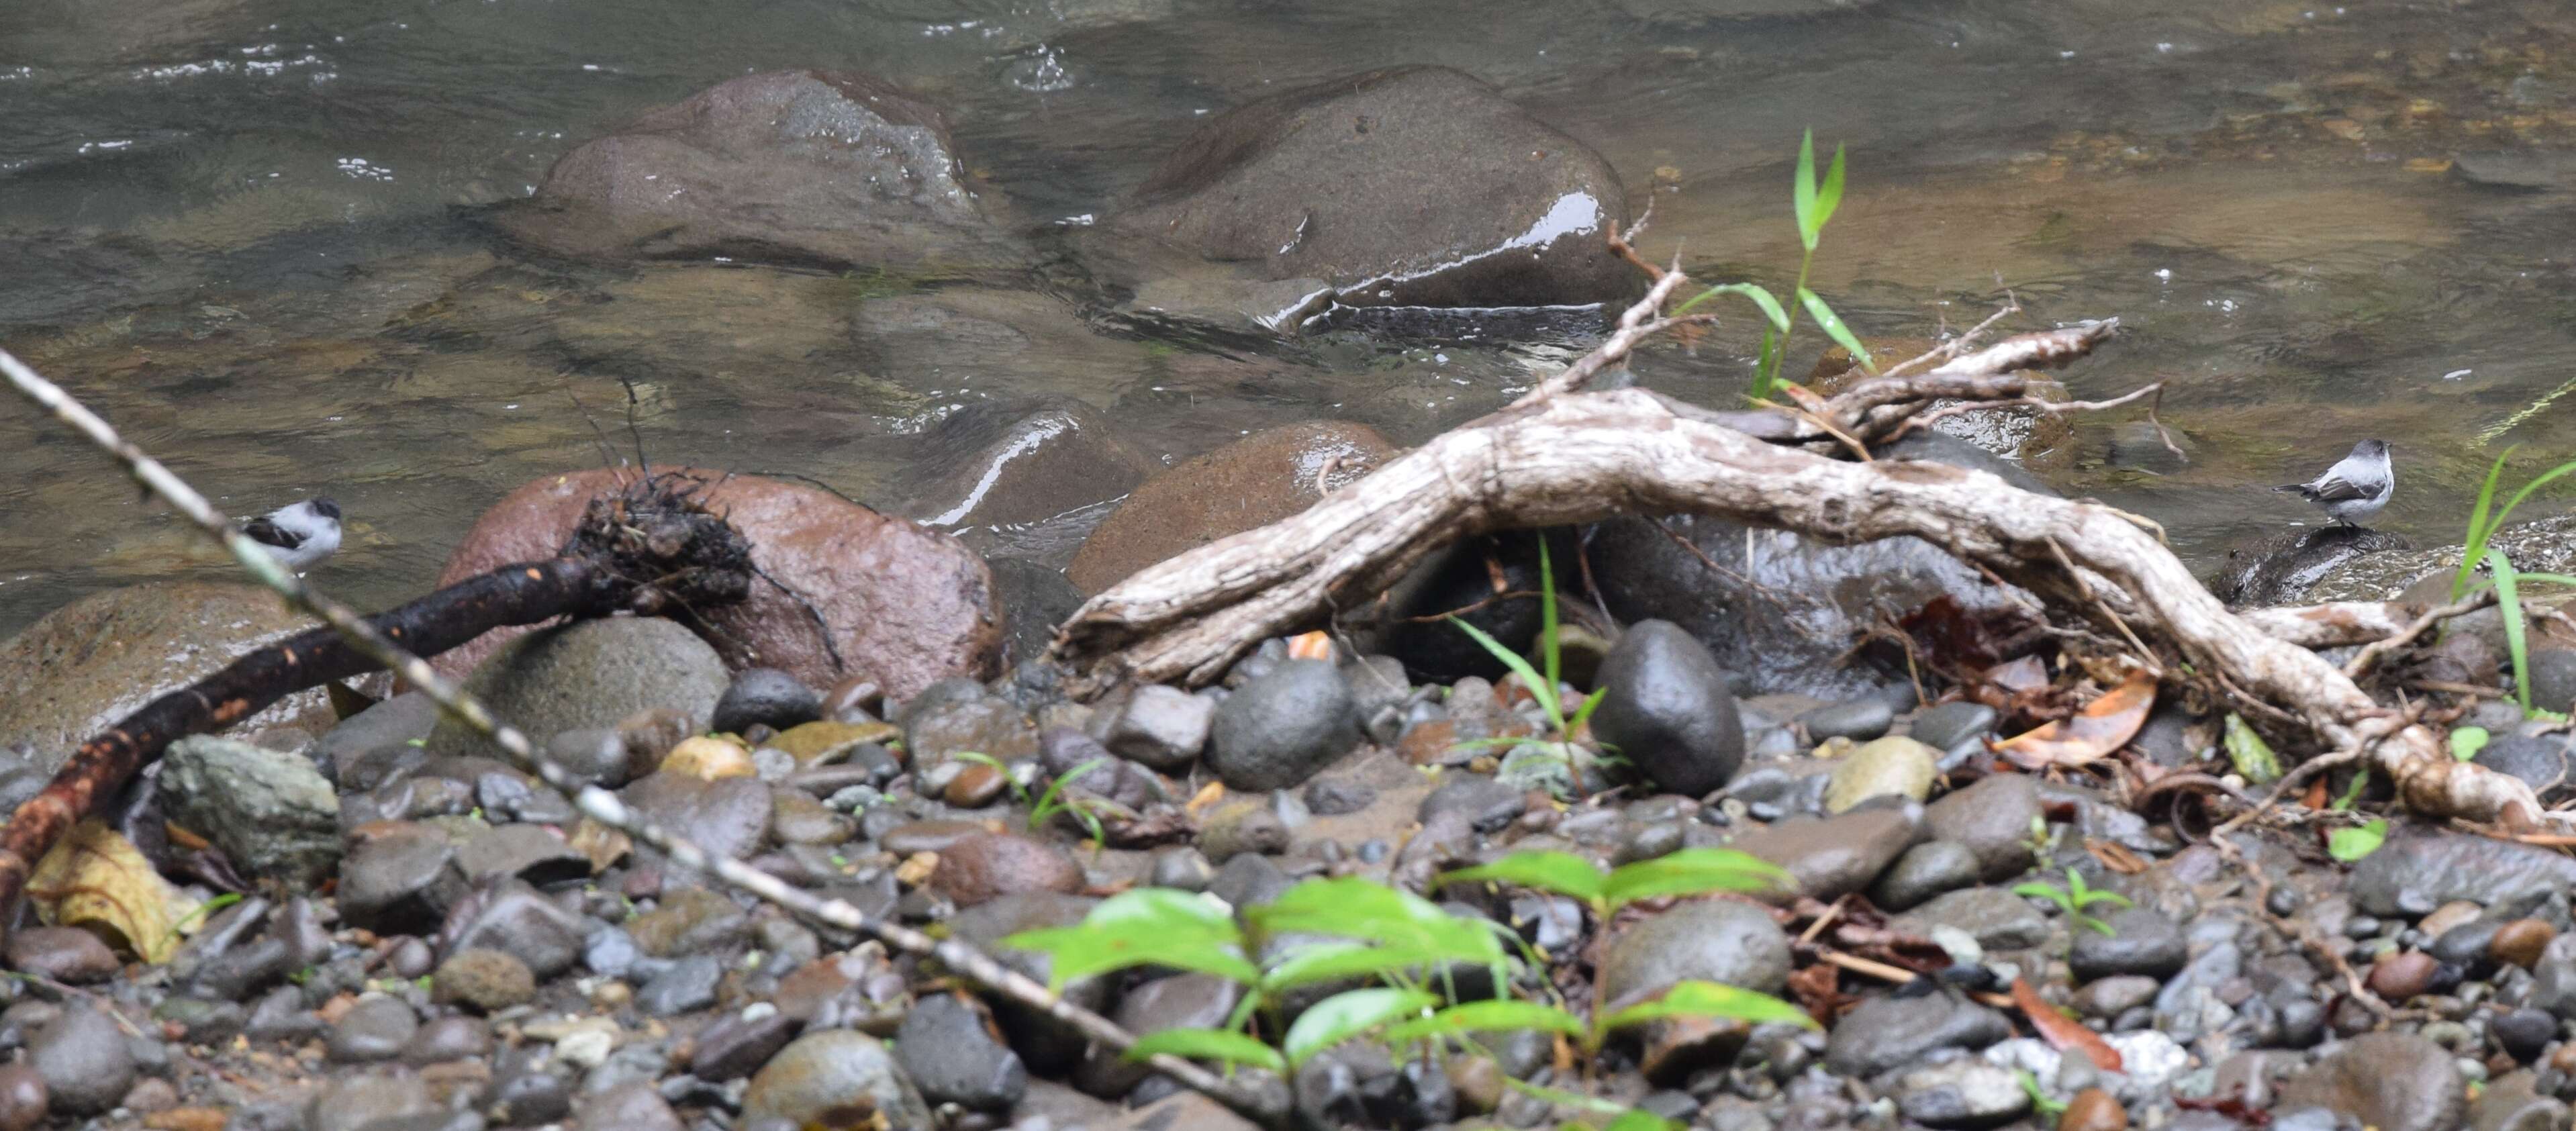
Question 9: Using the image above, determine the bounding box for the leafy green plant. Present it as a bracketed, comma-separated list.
[1003, 873, 1813, 1092]
[2448, 450, 2576, 712]
[2012, 869, 2132, 937]
[1672, 130, 1875, 402]
[1437, 846, 1792, 925]
[2019, 1069, 2068, 1119]
[1029, 756, 1110, 842]
[1447, 541, 1611, 791]
[2328, 818, 2388, 863]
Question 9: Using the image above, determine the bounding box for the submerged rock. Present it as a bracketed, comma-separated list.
[2212, 525, 2414, 607]
[498, 70, 1023, 272]
[896, 399, 1159, 533]
[430, 468, 1002, 697]
[1067, 422, 1394, 593]
[2305, 514, 2576, 603]
[0, 581, 334, 775]
[1090, 66, 1631, 330]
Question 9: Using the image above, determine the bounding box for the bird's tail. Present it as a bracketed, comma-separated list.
[2274, 483, 2314, 497]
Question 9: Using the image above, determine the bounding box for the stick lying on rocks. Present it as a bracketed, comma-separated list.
[1048, 279, 2546, 830]
[0, 346, 1291, 1129]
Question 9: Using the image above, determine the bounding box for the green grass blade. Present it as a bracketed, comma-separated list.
[1538, 540, 1561, 699]
[1794, 128, 1821, 252]
[1674, 283, 1791, 331]
[1124, 1028, 1287, 1073]
[2493, 548, 2531, 711]
[1447, 615, 1562, 728]
[1797, 287, 1874, 374]
[1030, 756, 1110, 831]
[2491, 458, 2576, 546]
[1568, 687, 1609, 736]
[2457, 448, 2516, 600]
[1601, 848, 1795, 911]
[1816, 142, 1847, 233]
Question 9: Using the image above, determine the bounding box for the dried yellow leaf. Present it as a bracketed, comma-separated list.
[27, 819, 201, 964]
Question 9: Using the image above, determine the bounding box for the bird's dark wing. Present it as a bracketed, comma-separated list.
[2303, 471, 2375, 503]
[242, 515, 305, 550]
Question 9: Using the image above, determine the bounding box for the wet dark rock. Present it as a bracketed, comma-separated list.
[2523, 648, 2576, 715]
[2213, 526, 2413, 608]
[1593, 436, 2050, 697]
[1094, 66, 1629, 324]
[2477, 735, 2575, 799]
[1727, 803, 1923, 901]
[2495, 1007, 2556, 1061]
[2069, 907, 2190, 980]
[1098, 685, 1214, 773]
[1588, 620, 1746, 796]
[932, 832, 1085, 907]
[1923, 774, 2044, 882]
[636, 954, 723, 1016]
[1823, 993, 2013, 1077]
[713, 669, 822, 736]
[1419, 777, 1527, 833]
[1871, 840, 1983, 912]
[1909, 703, 1999, 752]
[246, 987, 323, 1044]
[431, 948, 534, 1013]
[4, 927, 117, 985]
[894, 993, 1026, 1112]
[1068, 423, 1395, 593]
[1304, 777, 1376, 817]
[317, 692, 440, 785]
[904, 690, 1038, 766]
[2351, 831, 2576, 918]
[690, 1008, 797, 1082]
[741, 1029, 931, 1128]
[1597, 900, 1793, 1007]
[2277, 1032, 2466, 1131]
[1801, 699, 1895, 742]
[328, 996, 419, 1064]
[1198, 798, 1292, 863]
[619, 771, 774, 863]
[986, 559, 1086, 672]
[1371, 530, 1573, 686]
[426, 616, 726, 758]
[946, 893, 1104, 1072]
[436, 878, 589, 979]
[1207, 660, 1361, 791]
[499, 70, 1020, 271]
[160, 734, 341, 888]
[487, 1046, 574, 1124]
[456, 823, 589, 887]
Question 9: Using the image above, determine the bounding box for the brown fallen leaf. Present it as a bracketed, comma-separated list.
[2085, 839, 2149, 875]
[2011, 977, 2122, 1072]
[1288, 630, 1335, 662]
[1994, 668, 2157, 769]
[26, 819, 202, 965]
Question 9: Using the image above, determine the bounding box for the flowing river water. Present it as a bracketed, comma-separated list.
[7, 0, 2576, 635]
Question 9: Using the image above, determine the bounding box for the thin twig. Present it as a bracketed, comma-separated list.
[2343, 589, 2500, 679]
[0, 348, 1284, 1129]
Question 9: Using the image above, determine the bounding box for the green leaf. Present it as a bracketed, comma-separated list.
[2010, 882, 2072, 913]
[2450, 726, 2492, 763]
[1031, 756, 1111, 832]
[1003, 888, 1257, 990]
[1815, 142, 1848, 236]
[1261, 940, 1456, 993]
[1753, 324, 1780, 401]
[1601, 848, 1795, 911]
[1793, 129, 1821, 252]
[1250, 878, 1507, 974]
[1675, 283, 1793, 332]
[2328, 818, 2389, 863]
[2458, 448, 2516, 601]
[1539, 540, 1562, 699]
[1797, 287, 1874, 374]
[2495, 548, 2533, 711]
[1282, 987, 1437, 1068]
[1599, 1113, 1687, 1131]
[1599, 980, 1817, 1033]
[2222, 714, 2281, 785]
[1569, 687, 1609, 736]
[1439, 851, 1608, 905]
[2331, 767, 2370, 811]
[1382, 999, 1588, 1045]
[1446, 616, 1562, 728]
[1124, 1027, 1287, 1073]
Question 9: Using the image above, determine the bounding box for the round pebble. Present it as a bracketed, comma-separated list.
[2493, 919, 2558, 969]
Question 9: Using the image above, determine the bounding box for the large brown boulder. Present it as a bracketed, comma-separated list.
[1065, 422, 1396, 593]
[430, 470, 1000, 698]
[497, 70, 1024, 273]
[0, 582, 334, 773]
[1091, 66, 1633, 330]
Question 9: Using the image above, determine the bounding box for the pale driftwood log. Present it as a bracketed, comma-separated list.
[1051, 385, 2545, 828]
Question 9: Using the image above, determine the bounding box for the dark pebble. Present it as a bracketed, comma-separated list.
[2495, 1007, 2557, 1061]
[327, 997, 419, 1063]
[1907, 702, 1998, 752]
[1799, 699, 1894, 742]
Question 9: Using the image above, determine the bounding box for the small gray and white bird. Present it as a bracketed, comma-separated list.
[2276, 440, 2393, 527]
[242, 497, 342, 572]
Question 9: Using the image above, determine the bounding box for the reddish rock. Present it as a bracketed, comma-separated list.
[931, 833, 1084, 907]
[1066, 422, 1396, 593]
[2492, 918, 2558, 969]
[428, 469, 1000, 698]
